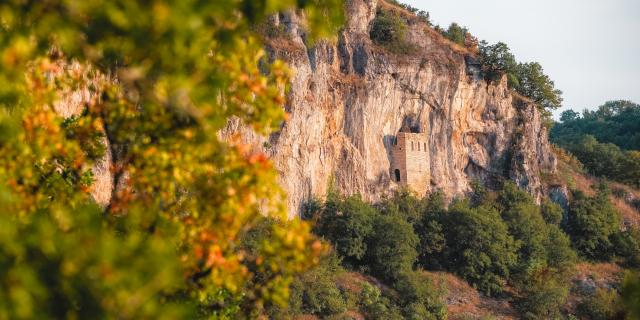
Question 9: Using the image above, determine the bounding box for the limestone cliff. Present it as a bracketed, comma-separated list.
[248, 0, 558, 216]
[52, 0, 559, 217]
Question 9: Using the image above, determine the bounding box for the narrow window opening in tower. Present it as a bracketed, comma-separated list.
[418, 142, 420, 151]
[411, 141, 414, 151]
[394, 169, 401, 182]
[424, 142, 426, 151]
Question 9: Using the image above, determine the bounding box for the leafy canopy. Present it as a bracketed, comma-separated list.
[478, 41, 563, 115]
[551, 100, 640, 187]
[565, 186, 621, 261]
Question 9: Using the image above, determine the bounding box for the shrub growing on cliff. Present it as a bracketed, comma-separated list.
[314, 193, 377, 266]
[512, 62, 563, 111]
[478, 41, 518, 83]
[386, 0, 431, 26]
[366, 213, 419, 282]
[370, 9, 415, 54]
[443, 23, 468, 46]
[255, 19, 290, 39]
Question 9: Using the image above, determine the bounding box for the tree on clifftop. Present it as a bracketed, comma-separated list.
[478, 41, 562, 115]
[513, 62, 563, 111]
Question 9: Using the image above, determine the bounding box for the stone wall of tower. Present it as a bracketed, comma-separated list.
[390, 134, 408, 185]
[390, 132, 430, 195]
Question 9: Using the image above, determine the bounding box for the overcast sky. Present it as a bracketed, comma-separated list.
[403, 0, 640, 118]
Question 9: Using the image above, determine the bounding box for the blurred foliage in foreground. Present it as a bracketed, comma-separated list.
[0, 0, 343, 318]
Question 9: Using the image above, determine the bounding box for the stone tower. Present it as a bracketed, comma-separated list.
[390, 127, 429, 195]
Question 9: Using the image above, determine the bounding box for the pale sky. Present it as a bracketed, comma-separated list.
[403, 0, 640, 118]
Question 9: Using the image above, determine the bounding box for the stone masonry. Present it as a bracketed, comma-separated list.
[390, 128, 430, 195]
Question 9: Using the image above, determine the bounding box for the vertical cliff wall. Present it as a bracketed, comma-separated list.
[51, 0, 559, 217]
[247, 0, 558, 217]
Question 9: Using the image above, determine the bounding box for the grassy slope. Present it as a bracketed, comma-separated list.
[554, 145, 640, 227]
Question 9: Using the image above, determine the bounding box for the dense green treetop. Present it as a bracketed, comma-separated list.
[478, 41, 563, 116]
[551, 100, 640, 187]
[553, 100, 640, 151]
[565, 186, 621, 261]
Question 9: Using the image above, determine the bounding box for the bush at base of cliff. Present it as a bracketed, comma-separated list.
[442, 23, 468, 46]
[439, 202, 519, 296]
[310, 192, 447, 319]
[359, 282, 404, 320]
[565, 187, 621, 261]
[264, 251, 349, 319]
[541, 198, 565, 225]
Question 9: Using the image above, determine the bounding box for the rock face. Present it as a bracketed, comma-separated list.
[52, 0, 559, 217]
[253, 0, 558, 217]
[50, 60, 114, 208]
